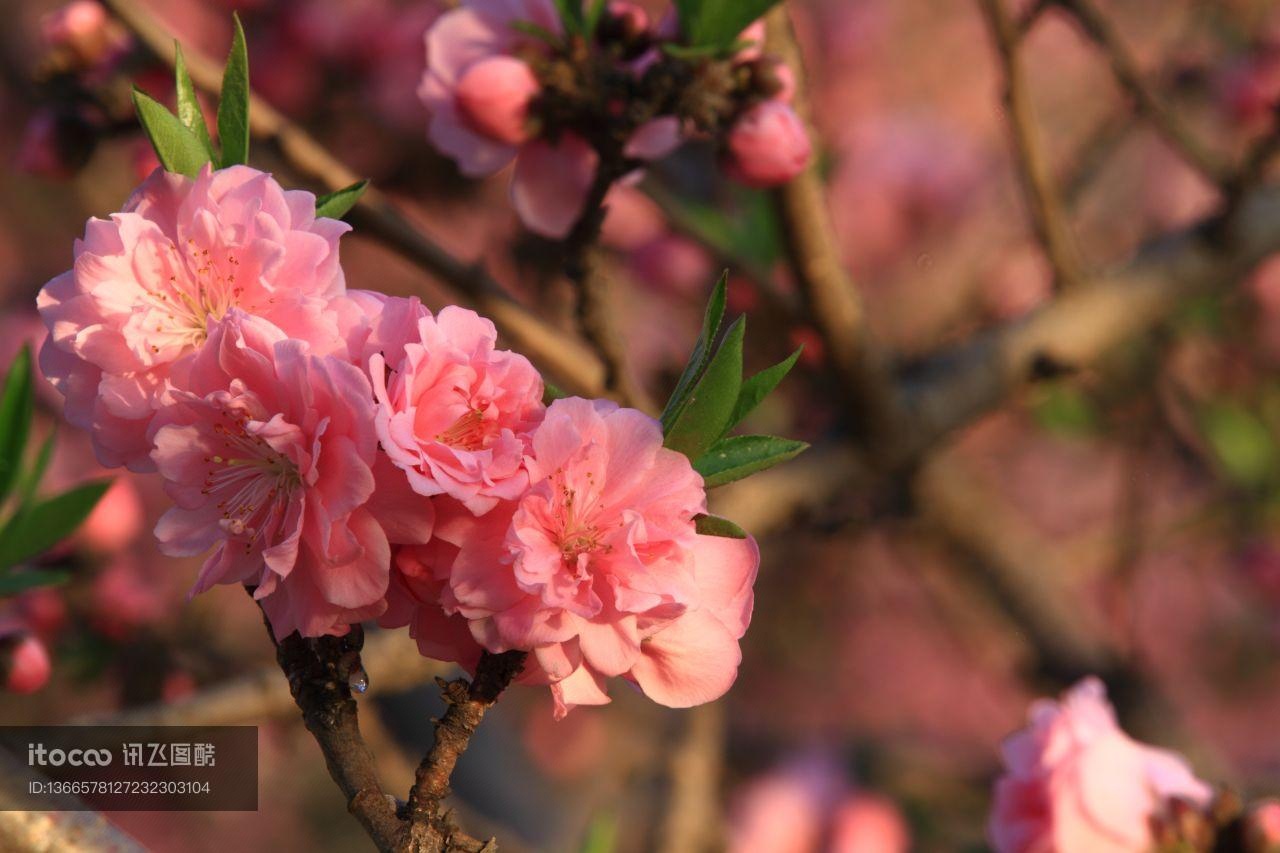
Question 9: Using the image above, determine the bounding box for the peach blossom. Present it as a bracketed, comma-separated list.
[723, 101, 812, 188]
[38, 165, 350, 471]
[989, 677, 1212, 853]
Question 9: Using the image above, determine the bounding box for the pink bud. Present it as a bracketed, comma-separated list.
[455, 56, 541, 146]
[829, 794, 911, 853]
[41, 1, 108, 51]
[1249, 800, 1280, 850]
[608, 1, 649, 35]
[76, 477, 144, 554]
[723, 101, 812, 188]
[5, 635, 51, 694]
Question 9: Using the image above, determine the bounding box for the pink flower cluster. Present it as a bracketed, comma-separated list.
[38, 163, 760, 714]
[419, 0, 810, 238]
[988, 678, 1213, 853]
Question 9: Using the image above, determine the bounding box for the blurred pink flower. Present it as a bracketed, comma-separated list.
[37, 165, 350, 472]
[150, 311, 395, 638]
[76, 476, 145, 554]
[628, 234, 715, 297]
[91, 556, 168, 641]
[369, 300, 544, 516]
[40, 1, 129, 71]
[989, 677, 1212, 853]
[3, 635, 51, 694]
[455, 56, 541, 146]
[390, 398, 759, 716]
[982, 243, 1052, 321]
[1248, 800, 1280, 849]
[723, 101, 812, 188]
[728, 756, 842, 853]
[829, 794, 911, 853]
[420, 0, 682, 238]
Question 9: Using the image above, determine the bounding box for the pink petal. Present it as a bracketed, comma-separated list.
[511, 136, 599, 239]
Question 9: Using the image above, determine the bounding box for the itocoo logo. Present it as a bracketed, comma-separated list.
[27, 744, 113, 767]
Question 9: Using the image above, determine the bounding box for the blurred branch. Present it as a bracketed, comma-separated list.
[561, 170, 654, 410]
[404, 651, 526, 853]
[0, 748, 145, 852]
[75, 629, 448, 727]
[1050, 0, 1231, 186]
[978, 0, 1084, 290]
[765, 8, 896, 446]
[655, 703, 726, 853]
[99, 0, 607, 399]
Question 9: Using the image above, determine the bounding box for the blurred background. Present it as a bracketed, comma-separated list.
[2, 0, 1280, 850]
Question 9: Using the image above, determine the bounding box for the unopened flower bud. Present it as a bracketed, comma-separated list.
[1248, 801, 1280, 851]
[41, 1, 127, 71]
[4, 635, 51, 695]
[722, 101, 812, 188]
[455, 56, 541, 146]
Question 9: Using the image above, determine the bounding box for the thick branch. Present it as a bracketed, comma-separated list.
[265, 620, 408, 853]
[100, 0, 607, 399]
[1051, 0, 1231, 186]
[404, 651, 527, 853]
[978, 0, 1084, 290]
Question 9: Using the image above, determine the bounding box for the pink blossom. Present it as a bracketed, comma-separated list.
[420, 0, 685, 238]
[989, 677, 1213, 853]
[41, 1, 129, 70]
[3, 635, 51, 694]
[829, 795, 911, 853]
[91, 556, 168, 641]
[1248, 800, 1280, 849]
[76, 476, 145, 554]
[455, 56, 541, 146]
[38, 165, 351, 472]
[727, 756, 843, 853]
[386, 398, 759, 717]
[148, 311, 409, 638]
[723, 101, 812, 188]
[369, 299, 544, 515]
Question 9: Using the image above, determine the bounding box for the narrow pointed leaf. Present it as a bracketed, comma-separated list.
[0, 570, 71, 597]
[132, 89, 211, 177]
[14, 429, 56, 507]
[0, 347, 34, 505]
[314, 180, 369, 220]
[174, 43, 215, 159]
[694, 514, 747, 539]
[678, 0, 782, 48]
[542, 381, 566, 405]
[694, 435, 808, 488]
[728, 347, 801, 433]
[217, 14, 251, 168]
[552, 0, 584, 33]
[585, 0, 609, 36]
[0, 480, 111, 569]
[661, 273, 728, 432]
[664, 316, 744, 460]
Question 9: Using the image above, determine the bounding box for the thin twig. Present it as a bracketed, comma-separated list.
[1050, 0, 1231, 186]
[764, 8, 896, 447]
[978, 0, 1085, 291]
[404, 651, 527, 853]
[100, 0, 607, 399]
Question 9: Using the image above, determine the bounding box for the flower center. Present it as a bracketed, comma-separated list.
[200, 412, 300, 548]
[551, 471, 610, 566]
[138, 238, 249, 354]
[436, 405, 495, 451]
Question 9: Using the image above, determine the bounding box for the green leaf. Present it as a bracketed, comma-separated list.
[552, 0, 584, 34]
[585, 0, 609, 36]
[1199, 403, 1277, 489]
[542, 381, 567, 406]
[661, 273, 728, 433]
[0, 480, 111, 570]
[694, 435, 808, 488]
[0, 569, 70, 597]
[1032, 384, 1097, 437]
[174, 43, 215, 160]
[675, 0, 781, 49]
[664, 316, 745, 460]
[511, 20, 562, 45]
[694, 513, 747, 539]
[580, 813, 617, 853]
[729, 347, 801, 432]
[314, 180, 369, 220]
[13, 429, 56, 508]
[132, 88, 212, 177]
[217, 14, 251, 168]
[0, 347, 34, 506]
